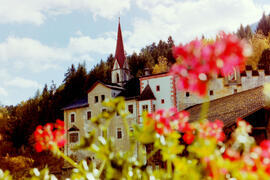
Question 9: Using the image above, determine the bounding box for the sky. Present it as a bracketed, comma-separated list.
[0, 0, 270, 105]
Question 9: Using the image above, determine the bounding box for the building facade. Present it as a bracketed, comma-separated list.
[63, 21, 270, 162]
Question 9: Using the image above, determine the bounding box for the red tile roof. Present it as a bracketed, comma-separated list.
[115, 20, 126, 68]
[186, 86, 265, 127]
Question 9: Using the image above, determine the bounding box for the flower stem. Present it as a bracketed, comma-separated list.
[57, 148, 86, 175]
[147, 148, 159, 160]
[167, 160, 172, 178]
[199, 95, 210, 122]
[96, 160, 106, 178]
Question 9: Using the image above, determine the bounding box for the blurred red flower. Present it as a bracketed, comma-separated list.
[198, 120, 225, 142]
[148, 108, 190, 135]
[171, 33, 248, 96]
[34, 119, 66, 152]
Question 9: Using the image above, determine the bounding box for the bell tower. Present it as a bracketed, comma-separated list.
[111, 18, 131, 86]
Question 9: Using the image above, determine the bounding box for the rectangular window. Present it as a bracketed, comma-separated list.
[102, 109, 107, 113]
[87, 111, 91, 120]
[117, 128, 122, 139]
[209, 90, 214, 96]
[161, 99, 165, 104]
[128, 105, 133, 114]
[70, 114, 75, 123]
[70, 133, 79, 143]
[186, 92, 190, 97]
[101, 95, 105, 101]
[234, 89, 237, 94]
[153, 104, 156, 112]
[156, 85, 160, 92]
[142, 105, 148, 112]
[95, 96, 98, 103]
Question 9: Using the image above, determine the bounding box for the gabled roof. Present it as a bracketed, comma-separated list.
[87, 80, 124, 93]
[115, 19, 126, 68]
[68, 125, 80, 132]
[62, 97, 88, 110]
[138, 84, 156, 101]
[186, 86, 265, 127]
[117, 78, 140, 99]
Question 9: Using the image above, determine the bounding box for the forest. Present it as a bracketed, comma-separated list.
[1, 12, 270, 176]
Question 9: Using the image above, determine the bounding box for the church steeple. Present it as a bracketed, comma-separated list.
[111, 18, 131, 86]
[115, 18, 125, 68]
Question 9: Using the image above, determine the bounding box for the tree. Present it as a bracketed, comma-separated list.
[152, 56, 169, 74]
[236, 24, 253, 39]
[256, 13, 270, 36]
[258, 48, 270, 71]
[245, 25, 253, 39]
[246, 33, 270, 69]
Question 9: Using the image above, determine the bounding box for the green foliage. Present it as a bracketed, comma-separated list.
[0, 169, 12, 180]
[246, 33, 270, 69]
[128, 36, 175, 76]
[152, 56, 169, 74]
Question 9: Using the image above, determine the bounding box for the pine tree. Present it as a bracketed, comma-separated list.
[236, 24, 253, 39]
[256, 13, 270, 36]
[237, 24, 246, 39]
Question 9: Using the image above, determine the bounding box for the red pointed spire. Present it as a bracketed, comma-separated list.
[115, 18, 125, 68]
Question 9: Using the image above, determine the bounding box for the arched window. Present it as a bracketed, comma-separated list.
[116, 73, 120, 83]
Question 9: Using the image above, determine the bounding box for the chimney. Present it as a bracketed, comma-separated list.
[144, 68, 151, 76]
[245, 65, 252, 78]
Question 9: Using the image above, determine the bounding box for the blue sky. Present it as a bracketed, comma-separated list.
[0, 0, 270, 105]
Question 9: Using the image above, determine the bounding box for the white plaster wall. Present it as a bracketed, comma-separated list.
[265, 75, 270, 83]
[177, 70, 270, 110]
[141, 75, 174, 110]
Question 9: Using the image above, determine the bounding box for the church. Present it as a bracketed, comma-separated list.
[62, 20, 270, 161]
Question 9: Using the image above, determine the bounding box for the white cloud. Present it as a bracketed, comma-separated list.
[0, 35, 116, 72]
[0, 87, 8, 97]
[5, 77, 42, 89]
[68, 36, 115, 54]
[126, 0, 270, 52]
[75, 30, 83, 36]
[0, 0, 130, 25]
[0, 37, 70, 61]
[0, 37, 70, 72]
